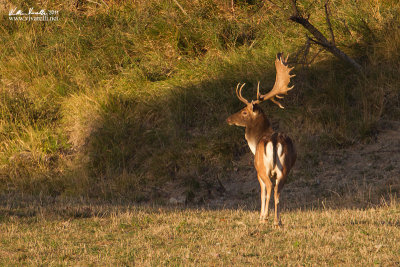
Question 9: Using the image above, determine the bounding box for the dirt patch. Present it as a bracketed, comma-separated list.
[206, 121, 400, 210]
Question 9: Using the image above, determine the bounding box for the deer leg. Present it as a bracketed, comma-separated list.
[258, 173, 272, 222]
[258, 176, 266, 222]
[274, 177, 285, 227]
[265, 179, 272, 220]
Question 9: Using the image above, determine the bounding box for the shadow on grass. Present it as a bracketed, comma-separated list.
[0, 175, 398, 220]
[2, 50, 399, 215]
[60, 56, 398, 207]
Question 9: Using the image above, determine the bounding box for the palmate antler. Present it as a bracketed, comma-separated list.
[257, 53, 295, 108]
[236, 53, 295, 108]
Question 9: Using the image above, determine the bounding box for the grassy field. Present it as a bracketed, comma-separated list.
[0, 1, 400, 265]
[0, 196, 399, 265]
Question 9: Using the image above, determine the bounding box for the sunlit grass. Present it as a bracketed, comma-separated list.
[0, 197, 398, 265]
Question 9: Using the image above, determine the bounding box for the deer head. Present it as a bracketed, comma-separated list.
[226, 83, 264, 127]
[226, 53, 295, 128]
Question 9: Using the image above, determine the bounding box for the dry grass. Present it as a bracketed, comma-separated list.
[0, 196, 398, 265]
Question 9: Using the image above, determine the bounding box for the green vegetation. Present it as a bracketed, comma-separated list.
[1, 0, 399, 200]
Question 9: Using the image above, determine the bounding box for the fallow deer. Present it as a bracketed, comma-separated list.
[226, 53, 296, 226]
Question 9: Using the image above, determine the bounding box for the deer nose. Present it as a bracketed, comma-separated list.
[226, 117, 232, 125]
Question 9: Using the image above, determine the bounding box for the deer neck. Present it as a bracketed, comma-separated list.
[245, 114, 272, 155]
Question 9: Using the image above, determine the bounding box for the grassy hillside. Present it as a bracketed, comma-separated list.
[0, 0, 399, 200]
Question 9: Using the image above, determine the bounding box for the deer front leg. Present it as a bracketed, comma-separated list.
[258, 176, 266, 222]
[258, 175, 272, 222]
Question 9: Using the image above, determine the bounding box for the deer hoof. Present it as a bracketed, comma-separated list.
[274, 220, 282, 228]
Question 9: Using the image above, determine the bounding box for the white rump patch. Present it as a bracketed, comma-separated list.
[263, 142, 274, 171]
[263, 141, 285, 180]
[277, 143, 283, 156]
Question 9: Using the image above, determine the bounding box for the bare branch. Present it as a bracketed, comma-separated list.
[324, 0, 335, 45]
[303, 0, 318, 18]
[289, 0, 363, 73]
[302, 37, 311, 66]
[291, 0, 300, 17]
[307, 36, 326, 47]
[307, 48, 323, 65]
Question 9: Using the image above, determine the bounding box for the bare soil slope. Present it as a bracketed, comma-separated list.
[208, 121, 400, 210]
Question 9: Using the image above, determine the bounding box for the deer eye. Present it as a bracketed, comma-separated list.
[242, 111, 248, 115]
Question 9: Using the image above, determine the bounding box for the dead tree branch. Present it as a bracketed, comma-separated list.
[289, 0, 362, 73]
[324, 0, 335, 45]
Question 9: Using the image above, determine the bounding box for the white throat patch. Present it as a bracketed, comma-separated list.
[246, 138, 257, 155]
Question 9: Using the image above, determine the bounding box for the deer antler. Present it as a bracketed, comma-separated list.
[236, 82, 250, 105]
[257, 53, 295, 109]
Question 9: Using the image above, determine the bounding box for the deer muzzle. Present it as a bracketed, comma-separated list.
[226, 116, 234, 125]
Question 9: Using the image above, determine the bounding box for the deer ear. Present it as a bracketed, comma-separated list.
[250, 101, 256, 112]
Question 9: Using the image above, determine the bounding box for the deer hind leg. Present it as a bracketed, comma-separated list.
[274, 177, 285, 227]
[274, 144, 287, 227]
[258, 175, 266, 222]
[258, 173, 272, 222]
